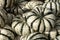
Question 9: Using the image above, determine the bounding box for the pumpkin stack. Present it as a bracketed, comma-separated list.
[0, 0, 60, 40]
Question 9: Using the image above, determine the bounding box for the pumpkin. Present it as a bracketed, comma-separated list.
[24, 1, 43, 10]
[23, 6, 55, 33]
[0, 25, 15, 40]
[42, 1, 60, 16]
[26, 32, 48, 40]
[11, 0, 28, 15]
[0, 9, 7, 27]
[12, 15, 32, 36]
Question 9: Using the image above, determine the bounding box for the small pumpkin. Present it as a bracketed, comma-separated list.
[12, 15, 32, 36]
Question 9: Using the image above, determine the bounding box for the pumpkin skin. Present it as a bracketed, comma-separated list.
[24, 1, 43, 10]
[0, 25, 15, 40]
[26, 32, 48, 40]
[23, 6, 55, 33]
[0, 9, 7, 27]
[12, 15, 32, 36]
[42, 1, 60, 16]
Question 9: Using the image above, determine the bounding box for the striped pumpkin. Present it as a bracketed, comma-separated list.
[42, 1, 60, 16]
[26, 32, 48, 40]
[12, 15, 31, 36]
[0, 9, 7, 27]
[0, 25, 15, 40]
[25, 1, 43, 10]
[11, 0, 27, 15]
[23, 6, 55, 33]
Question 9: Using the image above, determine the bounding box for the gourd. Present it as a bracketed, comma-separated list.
[27, 32, 48, 40]
[54, 35, 60, 40]
[42, 0, 60, 16]
[0, 25, 15, 40]
[0, 9, 7, 27]
[23, 6, 55, 33]
[12, 15, 32, 36]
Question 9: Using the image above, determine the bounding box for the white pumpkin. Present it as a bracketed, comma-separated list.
[23, 6, 55, 33]
[54, 35, 60, 40]
[26, 32, 48, 40]
[0, 25, 15, 40]
[0, 9, 7, 27]
[42, 1, 60, 16]
[12, 15, 32, 36]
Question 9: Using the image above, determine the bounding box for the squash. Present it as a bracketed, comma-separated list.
[0, 9, 7, 27]
[12, 15, 32, 36]
[26, 32, 48, 40]
[23, 6, 55, 33]
[0, 25, 15, 40]
[42, 1, 60, 16]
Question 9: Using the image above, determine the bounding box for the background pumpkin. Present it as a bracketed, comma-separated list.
[42, 1, 60, 16]
[23, 6, 55, 33]
[0, 25, 15, 40]
[26, 32, 48, 40]
[12, 15, 32, 36]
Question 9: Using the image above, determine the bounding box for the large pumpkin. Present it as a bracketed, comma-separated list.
[12, 15, 32, 36]
[26, 32, 48, 40]
[0, 9, 7, 27]
[23, 6, 55, 33]
[0, 25, 15, 40]
[42, 1, 60, 16]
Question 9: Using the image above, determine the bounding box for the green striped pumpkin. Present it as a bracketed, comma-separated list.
[0, 9, 7, 27]
[23, 6, 55, 33]
[42, 1, 60, 16]
[26, 32, 48, 40]
[0, 25, 15, 40]
[12, 15, 32, 36]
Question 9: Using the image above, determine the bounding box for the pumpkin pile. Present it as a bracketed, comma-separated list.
[0, 0, 60, 40]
